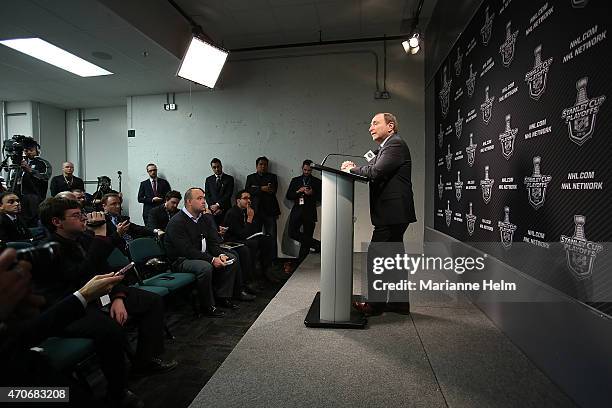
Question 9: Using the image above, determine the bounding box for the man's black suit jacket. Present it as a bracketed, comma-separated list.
[49, 175, 85, 197]
[245, 172, 280, 217]
[34, 232, 117, 307]
[105, 214, 155, 252]
[164, 210, 224, 266]
[204, 173, 235, 213]
[146, 204, 178, 231]
[0, 294, 86, 385]
[350, 133, 417, 226]
[223, 206, 263, 242]
[0, 213, 32, 242]
[137, 178, 171, 220]
[286, 175, 322, 223]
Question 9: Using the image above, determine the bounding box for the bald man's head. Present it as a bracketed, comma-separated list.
[62, 162, 75, 176]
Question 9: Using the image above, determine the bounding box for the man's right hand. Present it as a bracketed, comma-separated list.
[116, 220, 130, 237]
[86, 211, 107, 236]
[152, 197, 163, 204]
[211, 257, 225, 268]
[246, 206, 255, 223]
[77, 272, 124, 303]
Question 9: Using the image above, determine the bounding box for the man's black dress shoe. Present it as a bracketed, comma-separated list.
[131, 357, 178, 377]
[352, 301, 383, 317]
[216, 298, 239, 310]
[236, 290, 256, 301]
[204, 306, 225, 317]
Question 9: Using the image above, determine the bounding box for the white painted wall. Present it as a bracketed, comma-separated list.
[66, 106, 128, 209]
[126, 42, 425, 254]
[5, 101, 33, 138]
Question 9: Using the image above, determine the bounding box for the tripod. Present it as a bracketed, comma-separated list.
[0, 155, 24, 194]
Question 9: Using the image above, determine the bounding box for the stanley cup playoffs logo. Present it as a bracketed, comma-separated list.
[561, 77, 606, 146]
[455, 171, 463, 201]
[481, 5, 494, 45]
[561, 215, 603, 280]
[499, 114, 518, 160]
[466, 202, 476, 236]
[454, 47, 463, 76]
[524, 156, 552, 210]
[466, 64, 477, 97]
[525, 45, 553, 100]
[480, 165, 494, 204]
[439, 66, 452, 119]
[455, 109, 464, 139]
[498, 206, 517, 249]
[466, 133, 477, 167]
[499, 21, 518, 67]
[480, 86, 495, 124]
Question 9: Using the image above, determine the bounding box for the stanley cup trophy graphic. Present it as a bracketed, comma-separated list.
[466, 202, 477, 236]
[561, 215, 603, 280]
[466, 133, 477, 167]
[454, 46, 463, 76]
[480, 86, 495, 124]
[438, 174, 444, 200]
[439, 66, 452, 119]
[499, 21, 518, 67]
[480, 165, 494, 204]
[498, 206, 517, 249]
[562, 77, 606, 146]
[455, 171, 463, 201]
[525, 45, 553, 100]
[455, 108, 464, 139]
[466, 63, 477, 97]
[438, 123, 444, 148]
[445, 200, 452, 227]
[446, 144, 453, 171]
[499, 114, 518, 160]
[524, 156, 552, 210]
[481, 5, 494, 45]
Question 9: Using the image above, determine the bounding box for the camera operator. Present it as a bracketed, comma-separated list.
[91, 176, 119, 211]
[0, 247, 124, 406]
[11, 137, 52, 227]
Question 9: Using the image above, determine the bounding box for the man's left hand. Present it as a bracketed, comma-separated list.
[110, 298, 128, 326]
[341, 161, 356, 172]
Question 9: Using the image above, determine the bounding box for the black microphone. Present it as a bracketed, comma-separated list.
[320, 153, 365, 166]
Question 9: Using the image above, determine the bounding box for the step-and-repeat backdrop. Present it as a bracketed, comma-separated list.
[433, 0, 611, 307]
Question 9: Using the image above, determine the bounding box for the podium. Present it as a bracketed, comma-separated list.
[304, 164, 368, 329]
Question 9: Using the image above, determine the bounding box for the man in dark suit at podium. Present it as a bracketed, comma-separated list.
[204, 158, 234, 227]
[137, 163, 171, 224]
[342, 112, 416, 316]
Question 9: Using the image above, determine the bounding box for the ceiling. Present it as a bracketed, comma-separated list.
[0, 0, 436, 109]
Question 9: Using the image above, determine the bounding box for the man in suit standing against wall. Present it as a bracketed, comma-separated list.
[286, 160, 321, 261]
[50, 161, 84, 196]
[137, 163, 171, 224]
[245, 157, 280, 257]
[205, 158, 234, 227]
[341, 112, 416, 316]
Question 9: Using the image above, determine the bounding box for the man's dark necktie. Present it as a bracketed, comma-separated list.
[152, 179, 158, 196]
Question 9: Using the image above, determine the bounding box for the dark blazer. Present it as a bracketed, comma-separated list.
[245, 172, 280, 216]
[34, 232, 117, 307]
[0, 213, 32, 242]
[49, 175, 85, 197]
[223, 205, 263, 242]
[0, 294, 86, 381]
[137, 177, 171, 220]
[350, 134, 417, 226]
[146, 204, 178, 231]
[204, 173, 235, 213]
[164, 210, 224, 265]
[105, 214, 155, 252]
[286, 175, 322, 222]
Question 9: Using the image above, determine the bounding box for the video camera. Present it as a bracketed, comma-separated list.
[2, 135, 38, 166]
[0, 241, 61, 277]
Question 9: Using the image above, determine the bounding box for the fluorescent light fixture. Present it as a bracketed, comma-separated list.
[0, 38, 113, 77]
[177, 36, 228, 88]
